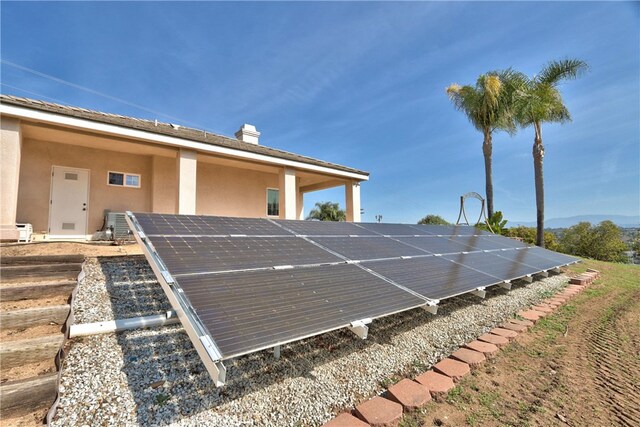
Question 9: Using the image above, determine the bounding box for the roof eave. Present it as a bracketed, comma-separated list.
[0, 102, 370, 181]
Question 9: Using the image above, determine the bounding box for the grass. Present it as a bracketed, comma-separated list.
[403, 258, 639, 426]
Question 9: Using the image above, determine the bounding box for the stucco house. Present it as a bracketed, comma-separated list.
[0, 95, 368, 241]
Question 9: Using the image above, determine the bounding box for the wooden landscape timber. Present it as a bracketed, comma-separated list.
[0, 305, 70, 330]
[0, 334, 65, 370]
[0, 254, 84, 422]
[0, 280, 77, 302]
[0, 373, 58, 419]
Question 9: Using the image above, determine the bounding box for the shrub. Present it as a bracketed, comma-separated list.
[505, 226, 560, 251]
[559, 220, 628, 263]
[417, 214, 450, 225]
[476, 211, 508, 235]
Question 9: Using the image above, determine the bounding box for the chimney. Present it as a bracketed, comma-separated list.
[235, 124, 260, 145]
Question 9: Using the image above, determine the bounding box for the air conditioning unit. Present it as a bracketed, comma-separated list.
[107, 212, 132, 240]
[93, 211, 132, 242]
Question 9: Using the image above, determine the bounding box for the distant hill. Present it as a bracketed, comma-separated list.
[511, 215, 640, 229]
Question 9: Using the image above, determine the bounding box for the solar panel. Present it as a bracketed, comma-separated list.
[481, 235, 532, 249]
[443, 251, 542, 281]
[446, 235, 525, 251]
[412, 224, 492, 236]
[362, 256, 500, 300]
[525, 246, 580, 265]
[309, 236, 426, 260]
[136, 213, 291, 236]
[126, 212, 578, 387]
[492, 248, 565, 271]
[356, 222, 434, 236]
[273, 219, 378, 236]
[151, 236, 342, 275]
[394, 236, 473, 254]
[178, 264, 426, 358]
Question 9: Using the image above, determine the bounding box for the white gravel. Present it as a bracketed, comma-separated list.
[53, 256, 569, 427]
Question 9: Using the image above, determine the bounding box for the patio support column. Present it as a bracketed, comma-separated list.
[176, 149, 197, 215]
[0, 117, 22, 241]
[279, 167, 297, 220]
[345, 181, 361, 223]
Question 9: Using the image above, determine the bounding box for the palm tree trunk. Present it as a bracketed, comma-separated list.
[483, 129, 494, 219]
[533, 122, 545, 247]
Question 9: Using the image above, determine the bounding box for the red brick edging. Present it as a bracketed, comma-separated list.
[323, 269, 599, 427]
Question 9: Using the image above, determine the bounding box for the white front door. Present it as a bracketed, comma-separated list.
[49, 166, 89, 238]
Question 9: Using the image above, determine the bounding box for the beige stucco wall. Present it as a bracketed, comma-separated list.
[151, 155, 177, 213]
[196, 162, 279, 217]
[17, 139, 152, 234]
[0, 117, 22, 239]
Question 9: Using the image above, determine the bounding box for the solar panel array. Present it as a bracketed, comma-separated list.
[129, 213, 578, 366]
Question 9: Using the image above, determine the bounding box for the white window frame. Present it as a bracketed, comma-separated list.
[266, 187, 279, 217]
[107, 171, 141, 188]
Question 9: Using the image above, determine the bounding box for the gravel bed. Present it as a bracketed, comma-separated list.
[73, 256, 171, 323]
[54, 256, 569, 426]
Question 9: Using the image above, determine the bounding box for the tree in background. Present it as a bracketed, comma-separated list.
[505, 226, 560, 251]
[306, 202, 346, 222]
[560, 221, 628, 263]
[418, 215, 450, 225]
[446, 70, 520, 218]
[512, 59, 588, 247]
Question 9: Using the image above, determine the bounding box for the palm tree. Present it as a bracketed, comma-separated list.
[512, 59, 588, 247]
[446, 70, 519, 218]
[306, 201, 346, 221]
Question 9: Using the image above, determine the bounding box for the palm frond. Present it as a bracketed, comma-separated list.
[538, 58, 588, 86]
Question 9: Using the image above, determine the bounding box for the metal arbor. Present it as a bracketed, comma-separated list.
[456, 192, 490, 229]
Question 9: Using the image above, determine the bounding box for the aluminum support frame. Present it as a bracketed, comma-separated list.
[422, 300, 439, 315]
[126, 212, 227, 386]
[498, 281, 512, 290]
[349, 318, 372, 339]
[471, 287, 487, 298]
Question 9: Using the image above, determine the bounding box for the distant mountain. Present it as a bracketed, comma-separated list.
[511, 215, 640, 229]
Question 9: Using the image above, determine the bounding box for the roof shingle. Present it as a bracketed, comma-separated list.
[0, 94, 368, 176]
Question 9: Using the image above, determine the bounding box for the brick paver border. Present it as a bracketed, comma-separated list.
[322, 269, 598, 426]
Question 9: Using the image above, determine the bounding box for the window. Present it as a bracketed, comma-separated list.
[108, 171, 141, 188]
[267, 188, 279, 216]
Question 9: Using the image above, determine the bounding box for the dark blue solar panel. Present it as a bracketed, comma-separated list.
[152, 236, 342, 274]
[179, 264, 426, 358]
[363, 256, 500, 300]
[443, 251, 541, 281]
[135, 213, 292, 236]
[412, 224, 492, 236]
[310, 236, 426, 260]
[496, 247, 578, 268]
[394, 236, 472, 254]
[356, 223, 434, 236]
[273, 219, 378, 236]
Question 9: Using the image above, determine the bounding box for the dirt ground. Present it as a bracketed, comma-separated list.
[0, 241, 142, 257]
[402, 260, 640, 427]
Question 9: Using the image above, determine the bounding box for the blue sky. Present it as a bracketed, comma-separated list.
[2, 2, 638, 224]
